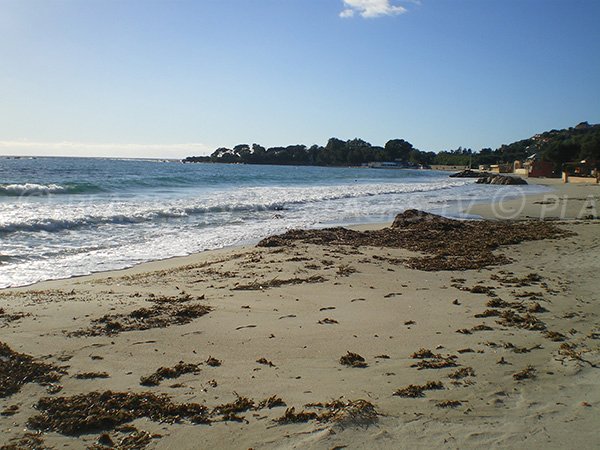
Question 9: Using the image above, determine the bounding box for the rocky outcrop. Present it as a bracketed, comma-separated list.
[449, 169, 490, 178]
[475, 175, 527, 185]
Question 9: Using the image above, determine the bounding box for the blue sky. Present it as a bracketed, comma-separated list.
[1, 0, 599, 158]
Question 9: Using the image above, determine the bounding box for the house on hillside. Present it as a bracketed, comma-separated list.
[513, 154, 555, 178]
[562, 160, 599, 184]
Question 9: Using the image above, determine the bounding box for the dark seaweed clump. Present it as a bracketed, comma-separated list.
[339, 351, 368, 368]
[27, 391, 210, 435]
[140, 362, 202, 386]
[69, 303, 212, 337]
[0, 342, 66, 398]
[257, 210, 571, 271]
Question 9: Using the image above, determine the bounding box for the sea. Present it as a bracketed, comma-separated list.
[0, 157, 550, 288]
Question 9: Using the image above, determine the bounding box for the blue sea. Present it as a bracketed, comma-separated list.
[0, 157, 548, 288]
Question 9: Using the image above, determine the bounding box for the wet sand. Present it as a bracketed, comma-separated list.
[1, 179, 599, 449]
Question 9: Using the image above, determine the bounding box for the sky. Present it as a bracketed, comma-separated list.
[1, 0, 599, 159]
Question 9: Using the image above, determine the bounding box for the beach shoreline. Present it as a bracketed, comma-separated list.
[1, 179, 598, 449]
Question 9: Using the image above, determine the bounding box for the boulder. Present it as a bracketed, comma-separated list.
[449, 169, 489, 178]
[475, 175, 527, 185]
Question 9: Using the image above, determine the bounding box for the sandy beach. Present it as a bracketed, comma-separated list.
[1, 179, 599, 449]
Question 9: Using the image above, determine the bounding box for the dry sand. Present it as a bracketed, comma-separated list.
[1, 179, 599, 449]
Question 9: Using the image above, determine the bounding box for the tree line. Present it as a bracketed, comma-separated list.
[183, 122, 600, 171]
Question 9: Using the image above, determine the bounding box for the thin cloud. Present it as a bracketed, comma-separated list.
[0, 140, 211, 159]
[340, 0, 408, 19]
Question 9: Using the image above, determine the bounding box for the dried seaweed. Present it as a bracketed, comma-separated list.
[212, 394, 255, 417]
[274, 407, 318, 424]
[0, 308, 31, 326]
[140, 362, 201, 386]
[0, 432, 52, 450]
[411, 358, 458, 370]
[69, 303, 212, 336]
[256, 357, 275, 367]
[340, 352, 368, 368]
[258, 210, 572, 271]
[275, 399, 379, 427]
[544, 331, 567, 342]
[411, 348, 441, 359]
[393, 381, 444, 398]
[0, 341, 66, 398]
[448, 367, 476, 379]
[513, 366, 537, 381]
[496, 310, 546, 331]
[256, 395, 286, 409]
[490, 272, 543, 286]
[318, 318, 339, 324]
[27, 391, 210, 435]
[1, 404, 19, 416]
[436, 400, 462, 408]
[205, 356, 222, 367]
[232, 275, 326, 290]
[74, 372, 110, 379]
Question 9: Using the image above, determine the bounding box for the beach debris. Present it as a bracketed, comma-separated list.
[274, 407, 318, 424]
[69, 303, 212, 337]
[256, 357, 275, 367]
[463, 285, 497, 296]
[393, 381, 444, 398]
[257, 395, 286, 409]
[457, 348, 475, 354]
[336, 264, 357, 276]
[205, 356, 222, 367]
[512, 366, 537, 381]
[0, 432, 52, 450]
[497, 357, 509, 365]
[411, 348, 441, 359]
[448, 367, 476, 379]
[544, 331, 567, 342]
[212, 394, 255, 418]
[436, 400, 462, 408]
[318, 318, 339, 324]
[410, 351, 458, 370]
[320, 306, 336, 311]
[0, 341, 66, 398]
[496, 310, 546, 331]
[73, 372, 110, 379]
[140, 361, 202, 386]
[232, 275, 326, 290]
[558, 343, 598, 367]
[490, 272, 543, 286]
[375, 354, 390, 359]
[0, 308, 31, 326]
[339, 352, 368, 368]
[235, 324, 257, 330]
[404, 320, 416, 326]
[257, 210, 572, 271]
[474, 309, 501, 318]
[1, 404, 19, 416]
[27, 391, 211, 435]
[275, 399, 379, 427]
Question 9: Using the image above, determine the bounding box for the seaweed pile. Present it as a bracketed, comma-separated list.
[26, 391, 290, 436]
[0, 342, 66, 398]
[275, 399, 379, 427]
[69, 301, 212, 337]
[139, 361, 202, 386]
[257, 210, 571, 271]
[27, 391, 211, 435]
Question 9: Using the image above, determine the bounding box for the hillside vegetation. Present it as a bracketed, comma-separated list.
[183, 122, 600, 170]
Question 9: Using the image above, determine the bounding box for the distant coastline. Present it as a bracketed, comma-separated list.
[183, 121, 600, 175]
